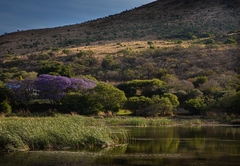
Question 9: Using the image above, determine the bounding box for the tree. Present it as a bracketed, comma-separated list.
[117, 79, 166, 97]
[35, 74, 96, 103]
[151, 96, 173, 116]
[125, 95, 174, 117]
[184, 98, 205, 115]
[124, 96, 152, 116]
[163, 93, 179, 109]
[38, 61, 73, 77]
[88, 82, 127, 113]
[154, 68, 168, 79]
[7, 78, 37, 105]
[60, 92, 100, 115]
[186, 89, 203, 100]
[217, 91, 240, 114]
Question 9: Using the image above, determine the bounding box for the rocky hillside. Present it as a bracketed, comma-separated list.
[0, 0, 239, 55]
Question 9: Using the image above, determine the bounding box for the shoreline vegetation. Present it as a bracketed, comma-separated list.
[1, 114, 240, 153]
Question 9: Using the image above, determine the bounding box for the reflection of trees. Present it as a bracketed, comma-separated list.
[127, 138, 180, 153]
[126, 126, 240, 155]
[126, 127, 180, 153]
[178, 126, 240, 155]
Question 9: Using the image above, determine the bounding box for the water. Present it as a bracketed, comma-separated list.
[1, 126, 240, 166]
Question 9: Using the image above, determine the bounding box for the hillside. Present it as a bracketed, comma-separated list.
[0, 0, 239, 55]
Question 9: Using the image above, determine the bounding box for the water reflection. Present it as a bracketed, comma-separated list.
[1, 126, 240, 166]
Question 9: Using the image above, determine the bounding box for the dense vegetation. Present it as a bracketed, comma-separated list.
[0, 116, 128, 152]
[0, 0, 239, 117]
[0, 45, 239, 117]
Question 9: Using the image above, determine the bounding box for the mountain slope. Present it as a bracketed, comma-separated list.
[0, 0, 239, 55]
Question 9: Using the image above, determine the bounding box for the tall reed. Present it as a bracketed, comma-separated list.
[104, 117, 173, 126]
[0, 116, 127, 152]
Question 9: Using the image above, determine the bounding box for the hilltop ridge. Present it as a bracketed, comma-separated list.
[0, 0, 239, 55]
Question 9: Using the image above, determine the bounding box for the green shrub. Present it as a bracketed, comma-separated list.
[224, 38, 237, 44]
[205, 39, 215, 45]
[184, 98, 205, 115]
[0, 101, 12, 114]
[192, 76, 208, 88]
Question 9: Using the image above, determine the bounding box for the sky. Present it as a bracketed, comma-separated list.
[0, 0, 155, 35]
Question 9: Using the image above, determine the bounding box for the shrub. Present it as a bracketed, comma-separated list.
[61, 93, 100, 115]
[192, 76, 208, 88]
[163, 93, 180, 109]
[217, 91, 240, 114]
[205, 39, 215, 45]
[224, 38, 237, 45]
[0, 101, 12, 114]
[184, 98, 205, 115]
[125, 95, 174, 117]
[88, 83, 127, 113]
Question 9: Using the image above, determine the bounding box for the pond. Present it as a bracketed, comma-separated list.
[1, 126, 240, 166]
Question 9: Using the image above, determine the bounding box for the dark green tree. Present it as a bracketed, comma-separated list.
[38, 61, 73, 77]
[60, 92, 100, 115]
[124, 96, 152, 116]
[184, 98, 205, 115]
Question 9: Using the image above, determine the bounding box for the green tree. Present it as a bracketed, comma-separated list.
[89, 83, 127, 113]
[217, 91, 240, 114]
[154, 68, 168, 79]
[125, 95, 174, 117]
[122, 69, 135, 81]
[187, 89, 203, 99]
[38, 61, 73, 77]
[117, 79, 166, 97]
[61, 92, 100, 115]
[163, 93, 179, 109]
[151, 96, 173, 116]
[192, 76, 208, 88]
[184, 98, 205, 115]
[124, 96, 152, 116]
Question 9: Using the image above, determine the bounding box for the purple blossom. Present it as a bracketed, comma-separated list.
[7, 79, 37, 104]
[70, 77, 96, 91]
[35, 74, 72, 101]
[7, 74, 96, 104]
[36, 74, 96, 102]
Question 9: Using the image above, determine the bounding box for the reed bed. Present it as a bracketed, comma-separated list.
[104, 117, 173, 126]
[0, 116, 128, 152]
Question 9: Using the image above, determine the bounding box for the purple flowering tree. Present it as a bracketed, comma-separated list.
[7, 78, 37, 105]
[35, 74, 96, 103]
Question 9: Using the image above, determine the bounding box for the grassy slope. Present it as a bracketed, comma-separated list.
[0, 0, 239, 55]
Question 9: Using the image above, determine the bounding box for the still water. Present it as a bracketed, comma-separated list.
[1, 126, 240, 166]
